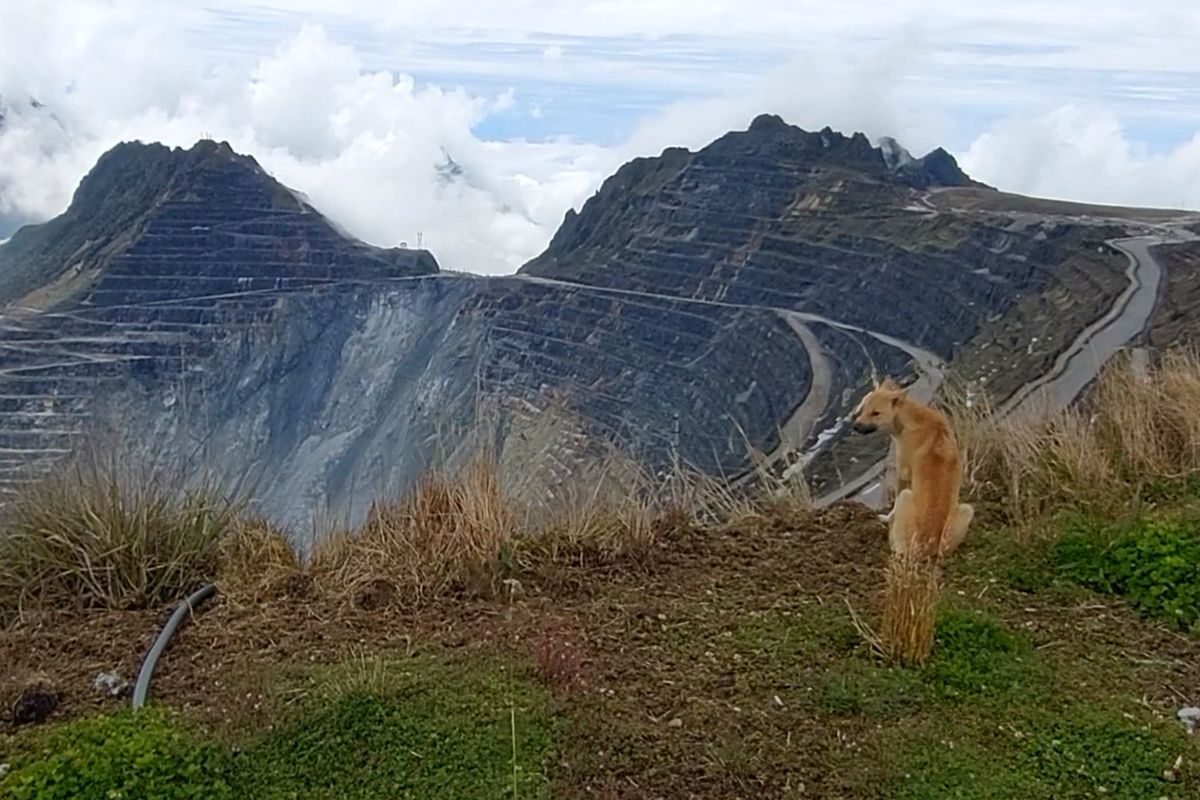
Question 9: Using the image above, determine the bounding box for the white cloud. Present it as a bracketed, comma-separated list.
[622, 30, 937, 158]
[0, 0, 1198, 277]
[962, 106, 1200, 210]
[0, 17, 616, 274]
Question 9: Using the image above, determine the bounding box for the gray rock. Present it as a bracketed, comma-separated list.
[92, 672, 129, 698]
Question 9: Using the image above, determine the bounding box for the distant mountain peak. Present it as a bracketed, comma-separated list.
[721, 116, 980, 189]
[0, 138, 437, 307]
[436, 149, 466, 185]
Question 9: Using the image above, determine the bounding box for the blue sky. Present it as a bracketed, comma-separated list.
[1, 0, 1198, 272]
[175, 1, 1200, 153]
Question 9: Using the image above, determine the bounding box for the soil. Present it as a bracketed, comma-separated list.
[3, 501, 1198, 799]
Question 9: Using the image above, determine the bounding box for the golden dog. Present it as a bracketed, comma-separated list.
[851, 379, 973, 559]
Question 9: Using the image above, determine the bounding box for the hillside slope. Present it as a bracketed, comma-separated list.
[1, 120, 1196, 534]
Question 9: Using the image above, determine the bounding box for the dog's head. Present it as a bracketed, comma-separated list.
[850, 377, 907, 435]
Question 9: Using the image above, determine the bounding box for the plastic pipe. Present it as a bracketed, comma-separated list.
[132, 583, 217, 710]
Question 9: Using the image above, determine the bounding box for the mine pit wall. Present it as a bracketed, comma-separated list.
[91, 274, 821, 546]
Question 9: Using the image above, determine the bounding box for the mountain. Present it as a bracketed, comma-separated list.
[0, 120, 1195, 539]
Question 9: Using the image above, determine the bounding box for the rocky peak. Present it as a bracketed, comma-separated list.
[523, 115, 986, 278]
[0, 139, 437, 307]
[911, 146, 974, 188]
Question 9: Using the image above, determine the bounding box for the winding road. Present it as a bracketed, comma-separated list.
[838, 218, 1200, 510]
[2, 214, 1194, 508]
[521, 216, 1199, 508]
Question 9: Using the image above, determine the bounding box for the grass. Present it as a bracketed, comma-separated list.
[0, 706, 232, 800]
[229, 656, 558, 800]
[1055, 513, 1200, 631]
[819, 607, 1048, 717]
[0, 656, 558, 800]
[950, 350, 1200, 525]
[878, 554, 941, 666]
[883, 706, 1195, 800]
[5, 353, 1200, 797]
[0, 455, 243, 617]
[215, 516, 304, 606]
[309, 459, 514, 609]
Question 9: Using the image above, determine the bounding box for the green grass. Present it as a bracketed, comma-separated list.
[0, 706, 231, 800]
[883, 706, 1194, 800]
[1055, 514, 1200, 631]
[0, 657, 559, 800]
[817, 607, 1048, 717]
[229, 657, 558, 800]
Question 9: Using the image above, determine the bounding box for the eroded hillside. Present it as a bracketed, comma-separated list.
[0, 119, 1196, 536]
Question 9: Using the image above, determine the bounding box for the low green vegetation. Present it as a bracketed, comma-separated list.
[0, 707, 231, 800]
[885, 706, 1193, 800]
[0, 658, 558, 800]
[817, 607, 1047, 718]
[231, 657, 558, 800]
[1056, 514, 1200, 631]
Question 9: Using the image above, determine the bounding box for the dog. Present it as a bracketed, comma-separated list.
[850, 378, 973, 560]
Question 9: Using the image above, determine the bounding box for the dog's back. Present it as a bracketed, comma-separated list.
[906, 406, 962, 556]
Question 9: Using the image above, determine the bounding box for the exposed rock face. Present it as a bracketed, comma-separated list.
[1145, 242, 1200, 349]
[0, 141, 438, 522]
[522, 114, 1117, 367]
[0, 119, 1168, 539]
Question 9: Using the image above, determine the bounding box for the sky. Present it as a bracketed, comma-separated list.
[1, 1, 1198, 274]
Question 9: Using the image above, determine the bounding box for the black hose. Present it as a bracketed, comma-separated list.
[132, 583, 217, 710]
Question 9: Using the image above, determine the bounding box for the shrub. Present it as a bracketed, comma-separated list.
[0, 707, 231, 800]
[1056, 516, 1200, 630]
[0, 457, 242, 613]
[309, 459, 513, 608]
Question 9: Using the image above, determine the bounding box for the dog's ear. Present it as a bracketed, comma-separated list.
[891, 388, 908, 407]
[879, 377, 900, 391]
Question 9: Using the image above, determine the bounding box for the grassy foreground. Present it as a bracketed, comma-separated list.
[2, 355, 1199, 798]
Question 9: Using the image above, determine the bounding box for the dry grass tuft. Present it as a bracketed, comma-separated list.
[217, 517, 305, 606]
[878, 553, 941, 667]
[309, 459, 513, 609]
[949, 349, 1200, 523]
[0, 457, 242, 616]
[529, 475, 664, 565]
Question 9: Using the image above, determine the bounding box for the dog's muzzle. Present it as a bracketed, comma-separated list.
[852, 422, 877, 435]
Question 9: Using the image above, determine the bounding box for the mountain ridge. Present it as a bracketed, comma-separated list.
[0, 117, 1194, 535]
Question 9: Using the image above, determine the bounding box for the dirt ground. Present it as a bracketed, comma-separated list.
[3, 501, 1198, 799]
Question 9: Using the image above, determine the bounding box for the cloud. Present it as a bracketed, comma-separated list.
[0, 18, 616, 274]
[622, 29, 938, 158]
[0, 0, 1198, 277]
[962, 106, 1200, 210]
